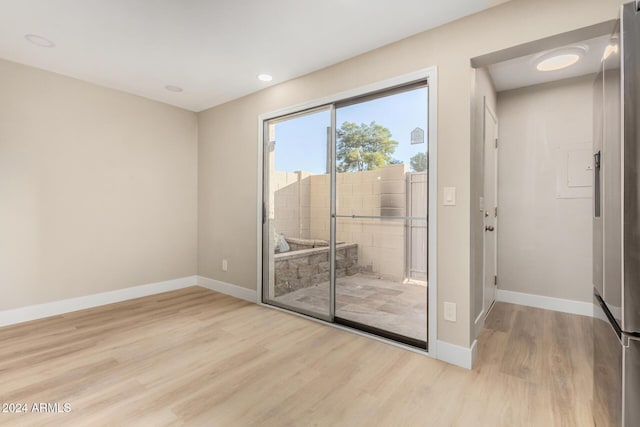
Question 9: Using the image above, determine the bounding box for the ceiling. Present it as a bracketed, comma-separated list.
[488, 35, 612, 92]
[0, 0, 498, 112]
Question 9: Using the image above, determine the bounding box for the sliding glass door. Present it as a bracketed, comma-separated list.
[333, 86, 428, 346]
[262, 107, 332, 321]
[262, 82, 429, 349]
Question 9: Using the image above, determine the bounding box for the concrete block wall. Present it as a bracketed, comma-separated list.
[335, 164, 408, 281]
[309, 173, 330, 240]
[272, 164, 413, 282]
[272, 171, 312, 239]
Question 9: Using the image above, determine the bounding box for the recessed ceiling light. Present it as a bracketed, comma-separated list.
[536, 47, 585, 72]
[536, 54, 580, 71]
[257, 74, 273, 82]
[24, 34, 55, 48]
[165, 85, 183, 93]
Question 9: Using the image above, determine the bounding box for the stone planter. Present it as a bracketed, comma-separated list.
[274, 243, 359, 296]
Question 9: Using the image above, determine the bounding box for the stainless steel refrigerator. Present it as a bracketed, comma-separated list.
[593, 3, 640, 426]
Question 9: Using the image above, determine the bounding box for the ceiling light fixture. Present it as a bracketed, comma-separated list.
[536, 46, 585, 72]
[24, 34, 55, 48]
[603, 43, 619, 61]
[536, 54, 580, 71]
[165, 85, 183, 93]
[257, 74, 273, 82]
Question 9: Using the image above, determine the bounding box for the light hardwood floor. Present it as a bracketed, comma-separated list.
[0, 288, 594, 426]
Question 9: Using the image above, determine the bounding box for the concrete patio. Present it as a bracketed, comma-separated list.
[274, 272, 427, 342]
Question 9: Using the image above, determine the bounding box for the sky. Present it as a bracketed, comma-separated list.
[272, 87, 429, 174]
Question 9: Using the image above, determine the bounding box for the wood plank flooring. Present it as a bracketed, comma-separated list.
[0, 288, 594, 426]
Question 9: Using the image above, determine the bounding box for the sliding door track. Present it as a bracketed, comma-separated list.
[334, 317, 427, 350]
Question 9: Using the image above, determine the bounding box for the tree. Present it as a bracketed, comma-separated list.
[336, 121, 398, 172]
[410, 152, 427, 172]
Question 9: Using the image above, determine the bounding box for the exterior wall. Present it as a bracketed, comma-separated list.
[496, 75, 594, 303]
[309, 174, 331, 240]
[197, 0, 622, 348]
[272, 171, 311, 239]
[335, 164, 408, 281]
[0, 59, 198, 311]
[272, 164, 410, 281]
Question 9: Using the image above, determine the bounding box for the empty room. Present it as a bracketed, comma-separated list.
[0, 0, 637, 426]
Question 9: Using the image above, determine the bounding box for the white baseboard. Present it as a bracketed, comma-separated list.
[0, 275, 198, 328]
[436, 339, 477, 369]
[197, 276, 258, 303]
[496, 289, 593, 317]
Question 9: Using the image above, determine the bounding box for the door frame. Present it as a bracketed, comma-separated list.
[256, 67, 439, 358]
[482, 99, 499, 319]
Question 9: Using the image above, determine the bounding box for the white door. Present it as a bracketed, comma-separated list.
[483, 104, 498, 315]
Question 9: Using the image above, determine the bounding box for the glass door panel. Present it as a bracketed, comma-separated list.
[262, 82, 430, 349]
[334, 86, 428, 346]
[262, 107, 332, 321]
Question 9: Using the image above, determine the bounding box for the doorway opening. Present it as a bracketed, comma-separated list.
[261, 79, 432, 350]
[470, 22, 614, 340]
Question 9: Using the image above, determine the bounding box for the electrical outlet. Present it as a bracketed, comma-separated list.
[444, 302, 457, 322]
[222, 259, 228, 272]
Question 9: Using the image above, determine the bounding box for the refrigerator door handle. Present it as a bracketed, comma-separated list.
[623, 333, 640, 426]
[594, 150, 601, 218]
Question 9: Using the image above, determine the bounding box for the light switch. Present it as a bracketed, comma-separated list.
[444, 187, 456, 206]
[444, 302, 457, 322]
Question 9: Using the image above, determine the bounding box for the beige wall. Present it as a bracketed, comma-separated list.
[488, 0, 513, 6]
[0, 59, 198, 311]
[471, 67, 497, 339]
[197, 0, 621, 348]
[496, 76, 594, 303]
